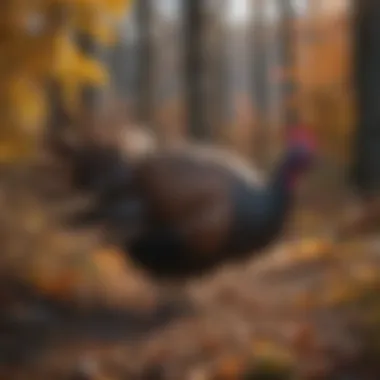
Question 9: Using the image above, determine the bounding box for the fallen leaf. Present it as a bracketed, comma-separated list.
[293, 238, 334, 261]
[291, 323, 317, 357]
[252, 339, 294, 366]
[213, 356, 244, 380]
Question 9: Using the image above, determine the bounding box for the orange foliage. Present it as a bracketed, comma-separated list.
[294, 11, 354, 162]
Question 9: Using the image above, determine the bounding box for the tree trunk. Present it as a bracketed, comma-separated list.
[351, 0, 380, 197]
[136, 0, 154, 124]
[251, 0, 268, 118]
[202, 0, 226, 140]
[76, 33, 105, 109]
[250, 0, 268, 165]
[183, 0, 207, 140]
[278, 0, 297, 127]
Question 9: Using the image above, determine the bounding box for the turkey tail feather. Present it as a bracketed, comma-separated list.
[66, 198, 144, 229]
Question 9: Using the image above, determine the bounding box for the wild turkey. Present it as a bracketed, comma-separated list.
[66, 126, 317, 280]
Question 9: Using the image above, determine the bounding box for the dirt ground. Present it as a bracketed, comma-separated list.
[0, 160, 379, 380]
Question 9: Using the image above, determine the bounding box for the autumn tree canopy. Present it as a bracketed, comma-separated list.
[0, 0, 132, 162]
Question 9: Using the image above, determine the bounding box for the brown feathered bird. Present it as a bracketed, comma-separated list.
[60, 122, 317, 280]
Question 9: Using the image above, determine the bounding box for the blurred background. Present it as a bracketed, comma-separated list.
[1, 0, 380, 379]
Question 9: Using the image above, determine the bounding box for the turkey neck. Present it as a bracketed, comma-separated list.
[263, 152, 299, 220]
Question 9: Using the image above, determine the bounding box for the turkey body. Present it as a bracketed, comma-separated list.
[80, 145, 291, 279]
[51, 105, 315, 280]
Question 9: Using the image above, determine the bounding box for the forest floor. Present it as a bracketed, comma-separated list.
[0, 161, 379, 380]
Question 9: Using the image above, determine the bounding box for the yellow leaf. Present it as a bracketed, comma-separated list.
[8, 77, 46, 132]
[75, 54, 108, 85]
[90, 23, 117, 45]
[51, 33, 78, 77]
[73, 3, 101, 34]
[0, 137, 35, 163]
[59, 74, 82, 113]
[108, 0, 132, 17]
